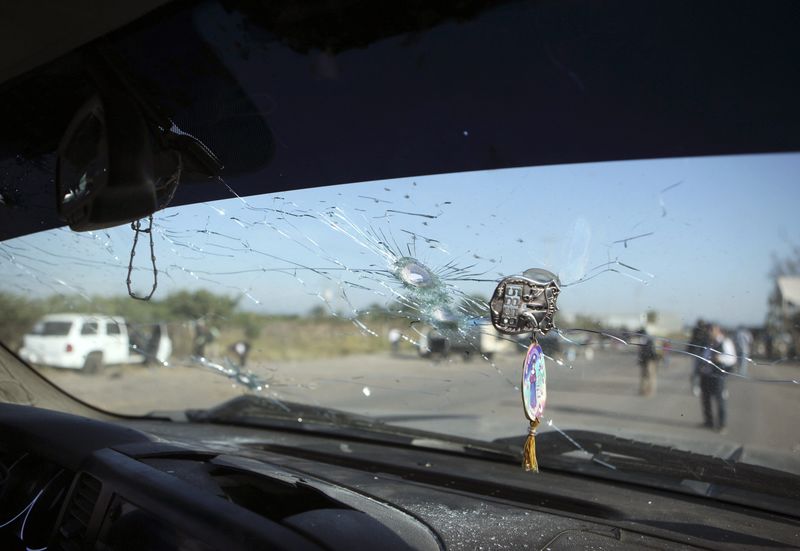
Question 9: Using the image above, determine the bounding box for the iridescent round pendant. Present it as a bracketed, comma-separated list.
[522, 341, 546, 422]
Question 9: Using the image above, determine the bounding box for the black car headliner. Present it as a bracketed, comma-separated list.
[1, 0, 799, 241]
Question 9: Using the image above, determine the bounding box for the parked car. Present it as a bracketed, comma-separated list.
[19, 314, 171, 373]
[417, 321, 516, 360]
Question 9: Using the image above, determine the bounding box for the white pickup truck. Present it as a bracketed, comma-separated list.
[19, 314, 172, 373]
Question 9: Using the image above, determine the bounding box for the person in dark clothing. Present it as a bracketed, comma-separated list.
[193, 320, 215, 358]
[688, 319, 710, 397]
[638, 327, 658, 396]
[699, 324, 737, 431]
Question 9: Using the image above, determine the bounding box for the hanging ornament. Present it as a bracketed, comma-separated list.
[490, 268, 560, 472]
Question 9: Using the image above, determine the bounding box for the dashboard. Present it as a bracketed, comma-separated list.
[0, 403, 797, 550]
[0, 405, 437, 550]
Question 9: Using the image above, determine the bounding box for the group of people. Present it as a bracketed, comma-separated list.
[193, 319, 251, 368]
[637, 320, 752, 433]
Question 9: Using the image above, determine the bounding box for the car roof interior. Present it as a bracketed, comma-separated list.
[1, 0, 799, 241]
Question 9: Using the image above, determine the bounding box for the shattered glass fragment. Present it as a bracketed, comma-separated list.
[394, 256, 438, 289]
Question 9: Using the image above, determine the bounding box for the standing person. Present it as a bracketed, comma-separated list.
[735, 326, 753, 376]
[638, 328, 658, 396]
[193, 319, 217, 359]
[388, 328, 401, 355]
[688, 319, 709, 397]
[661, 340, 671, 369]
[193, 320, 210, 358]
[229, 340, 251, 368]
[698, 325, 737, 432]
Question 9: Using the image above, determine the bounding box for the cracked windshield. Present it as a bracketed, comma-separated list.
[2, 153, 799, 475]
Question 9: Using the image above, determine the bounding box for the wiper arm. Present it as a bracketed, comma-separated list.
[183, 395, 518, 463]
[532, 430, 799, 502]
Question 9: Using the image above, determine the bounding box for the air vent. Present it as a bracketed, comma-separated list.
[52, 473, 102, 551]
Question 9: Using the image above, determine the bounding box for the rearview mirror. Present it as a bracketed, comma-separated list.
[57, 93, 157, 231]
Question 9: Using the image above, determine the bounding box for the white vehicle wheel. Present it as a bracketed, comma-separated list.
[83, 352, 104, 375]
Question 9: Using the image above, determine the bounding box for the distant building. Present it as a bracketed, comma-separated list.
[593, 312, 684, 335]
[646, 312, 684, 336]
[773, 276, 800, 316]
[767, 276, 800, 356]
[600, 313, 645, 331]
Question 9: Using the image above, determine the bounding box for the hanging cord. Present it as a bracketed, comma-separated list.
[125, 151, 182, 301]
[127, 215, 157, 301]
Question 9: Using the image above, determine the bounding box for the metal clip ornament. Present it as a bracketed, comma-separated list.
[489, 268, 560, 335]
[490, 269, 560, 472]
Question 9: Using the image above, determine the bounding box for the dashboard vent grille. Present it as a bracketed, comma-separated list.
[53, 473, 102, 551]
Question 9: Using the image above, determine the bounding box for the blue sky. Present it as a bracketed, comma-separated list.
[2, 152, 799, 326]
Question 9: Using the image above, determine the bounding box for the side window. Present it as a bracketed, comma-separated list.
[107, 323, 121, 335]
[80, 322, 98, 335]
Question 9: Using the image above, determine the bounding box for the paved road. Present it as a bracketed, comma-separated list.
[44, 348, 800, 472]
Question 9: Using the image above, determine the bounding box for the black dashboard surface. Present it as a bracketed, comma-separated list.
[0, 404, 797, 550]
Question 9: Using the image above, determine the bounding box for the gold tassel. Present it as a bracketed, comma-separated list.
[523, 418, 540, 472]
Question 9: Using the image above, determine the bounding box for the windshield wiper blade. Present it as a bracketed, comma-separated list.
[185, 394, 374, 428]
[527, 430, 800, 502]
[182, 395, 518, 463]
